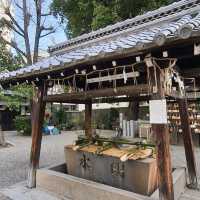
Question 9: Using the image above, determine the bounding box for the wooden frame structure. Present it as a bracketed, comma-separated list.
[1, 1, 200, 199]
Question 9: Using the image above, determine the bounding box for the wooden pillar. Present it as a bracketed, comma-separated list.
[85, 101, 92, 138]
[178, 98, 198, 188]
[148, 60, 174, 200]
[27, 84, 46, 188]
[152, 123, 174, 200]
[128, 100, 139, 121]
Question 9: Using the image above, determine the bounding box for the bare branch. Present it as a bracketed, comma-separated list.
[0, 18, 25, 37]
[41, 12, 51, 17]
[40, 29, 56, 38]
[1, 38, 27, 58]
[5, 9, 25, 35]
[40, 25, 54, 32]
[14, 0, 23, 10]
[10, 25, 25, 38]
[16, 52, 27, 65]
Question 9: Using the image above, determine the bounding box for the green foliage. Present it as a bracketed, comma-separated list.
[0, 84, 32, 112]
[91, 1, 119, 30]
[51, 0, 94, 38]
[110, 108, 119, 124]
[51, 0, 177, 38]
[50, 106, 84, 130]
[0, 41, 31, 111]
[14, 116, 31, 136]
[93, 108, 119, 130]
[53, 106, 66, 125]
[71, 112, 85, 129]
[0, 41, 23, 72]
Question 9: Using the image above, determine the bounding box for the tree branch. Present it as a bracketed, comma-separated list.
[15, 51, 27, 65]
[40, 25, 54, 32]
[14, 0, 23, 10]
[1, 18, 25, 38]
[1, 38, 27, 58]
[40, 29, 56, 38]
[5, 9, 25, 35]
[41, 12, 51, 17]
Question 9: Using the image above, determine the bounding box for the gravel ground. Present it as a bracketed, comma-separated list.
[0, 194, 11, 200]
[0, 130, 200, 197]
[0, 131, 77, 189]
[171, 145, 200, 178]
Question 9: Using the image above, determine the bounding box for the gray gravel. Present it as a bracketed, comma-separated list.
[171, 145, 200, 178]
[0, 194, 11, 200]
[0, 131, 77, 189]
[0, 130, 200, 190]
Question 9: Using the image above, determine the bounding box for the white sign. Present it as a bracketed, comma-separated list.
[149, 100, 167, 124]
[87, 72, 139, 83]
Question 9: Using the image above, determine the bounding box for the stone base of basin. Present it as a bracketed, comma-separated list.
[36, 164, 186, 200]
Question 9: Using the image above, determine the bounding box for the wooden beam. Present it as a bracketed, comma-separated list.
[178, 98, 198, 188]
[44, 95, 150, 104]
[27, 84, 46, 188]
[85, 101, 92, 138]
[92, 96, 150, 104]
[43, 84, 150, 103]
[149, 65, 174, 200]
[44, 98, 88, 104]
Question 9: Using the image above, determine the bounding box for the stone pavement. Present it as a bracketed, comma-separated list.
[0, 131, 78, 188]
[179, 187, 200, 200]
[0, 194, 11, 200]
[0, 182, 68, 200]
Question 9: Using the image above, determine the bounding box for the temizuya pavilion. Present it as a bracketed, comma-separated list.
[1, 0, 200, 199]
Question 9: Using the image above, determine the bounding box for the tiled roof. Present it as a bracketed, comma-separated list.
[49, 0, 200, 54]
[1, 0, 200, 82]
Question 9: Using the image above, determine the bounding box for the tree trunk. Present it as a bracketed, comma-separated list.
[23, 0, 32, 65]
[33, 0, 42, 63]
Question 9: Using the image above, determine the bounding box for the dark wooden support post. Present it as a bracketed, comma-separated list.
[27, 84, 46, 188]
[128, 100, 139, 121]
[85, 100, 92, 138]
[148, 59, 174, 200]
[178, 98, 198, 188]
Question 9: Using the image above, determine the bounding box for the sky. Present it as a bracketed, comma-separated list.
[14, 0, 67, 55]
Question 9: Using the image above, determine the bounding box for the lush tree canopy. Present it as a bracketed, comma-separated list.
[51, 0, 177, 38]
